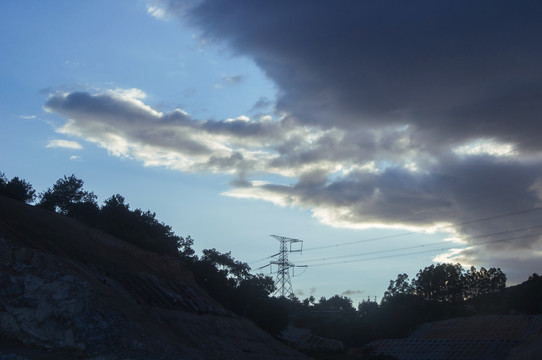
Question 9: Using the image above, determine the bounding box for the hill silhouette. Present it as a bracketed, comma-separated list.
[0, 194, 308, 359]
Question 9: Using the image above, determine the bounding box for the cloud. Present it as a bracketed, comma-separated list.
[44, 89, 540, 261]
[64, 60, 84, 68]
[19, 115, 36, 120]
[44, 89, 300, 178]
[214, 74, 245, 88]
[147, 4, 168, 20]
[342, 289, 363, 296]
[44, 88, 542, 258]
[176, 1, 542, 152]
[46, 139, 83, 150]
[156, 0, 542, 277]
[45, 0, 542, 281]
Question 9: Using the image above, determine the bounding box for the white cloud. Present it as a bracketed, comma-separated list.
[147, 5, 167, 20]
[222, 182, 293, 207]
[453, 138, 516, 157]
[225, 115, 250, 123]
[46, 139, 83, 150]
[19, 115, 36, 120]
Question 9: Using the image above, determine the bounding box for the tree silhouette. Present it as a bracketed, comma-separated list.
[200, 248, 251, 285]
[99, 194, 193, 257]
[0, 173, 36, 203]
[358, 298, 379, 318]
[464, 266, 506, 298]
[413, 263, 465, 302]
[317, 295, 356, 313]
[38, 174, 97, 215]
[383, 263, 507, 306]
[384, 273, 413, 300]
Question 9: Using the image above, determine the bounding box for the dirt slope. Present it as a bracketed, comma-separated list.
[0, 195, 308, 359]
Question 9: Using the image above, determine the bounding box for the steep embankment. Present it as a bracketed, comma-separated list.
[0, 195, 307, 359]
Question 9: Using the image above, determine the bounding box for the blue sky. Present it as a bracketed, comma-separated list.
[2, 0, 542, 304]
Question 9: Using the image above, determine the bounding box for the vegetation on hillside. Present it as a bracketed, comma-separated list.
[0, 172, 36, 203]
[1, 170, 541, 355]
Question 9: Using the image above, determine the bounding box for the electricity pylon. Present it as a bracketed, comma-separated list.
[258, 235, 307, 298]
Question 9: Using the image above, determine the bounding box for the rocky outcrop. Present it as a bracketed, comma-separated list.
[0, 196, 307, 359]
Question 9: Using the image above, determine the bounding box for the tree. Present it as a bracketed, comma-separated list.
[99, 194, 193, 257]
[389, 263, 507, 304]
[317, 295, 356, 313]
[200, 248, 251, 285]
[177, 235, 195, 258]
[358, 298, 380, 318]
[303, 296, 316, 307]
[38, 174, 97, 215]
[384, 273, 413, 300]
[0, 174, 36, 203]
[412, 263, 465, 302]
[464, 266, 506, 298]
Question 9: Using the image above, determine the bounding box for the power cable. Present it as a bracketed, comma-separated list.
[302, 206, 542, 252]
[298, 224, 542, 264]
[296, 231, 542, 267]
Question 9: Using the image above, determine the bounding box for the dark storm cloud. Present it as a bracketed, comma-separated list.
[166, 0, 542, 267]
[173, 0, 542, 150]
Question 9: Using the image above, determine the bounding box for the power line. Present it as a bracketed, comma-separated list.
[296, 231, 542, 267]
[249, 252, 280, 265]
[298, 224, 542, 264]
[302, 206, 542, 252]
[249, 206, 542, 265]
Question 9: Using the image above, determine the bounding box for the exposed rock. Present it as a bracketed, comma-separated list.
[0, 195, 308, 359]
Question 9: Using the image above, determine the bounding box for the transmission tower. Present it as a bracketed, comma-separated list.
[258, 235, 307, 298]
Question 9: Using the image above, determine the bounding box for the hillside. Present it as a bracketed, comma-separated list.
[0, 195, 308, 359]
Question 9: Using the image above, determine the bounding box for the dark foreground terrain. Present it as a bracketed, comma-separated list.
[0, 195, 307, 359]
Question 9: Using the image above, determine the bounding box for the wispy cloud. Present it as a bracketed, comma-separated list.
[147, 5, 167, 20]
[46, 139, 83, 150]
[19, 115, 36, 120]
[342, 289, 363, 296]
[214, 74, 245, 88]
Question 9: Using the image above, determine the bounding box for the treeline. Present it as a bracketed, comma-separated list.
[283, 265, 541, 354]
[2, 171, 541, 353]
[289, 263, 509, 346]
[384, 263, 506, 302]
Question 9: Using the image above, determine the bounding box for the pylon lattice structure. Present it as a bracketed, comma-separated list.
[268, 235, 306, 298]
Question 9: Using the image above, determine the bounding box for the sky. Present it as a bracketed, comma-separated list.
[2, 0, 542, 305]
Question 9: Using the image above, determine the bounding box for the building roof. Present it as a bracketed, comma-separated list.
[368, 315, 542, 360]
